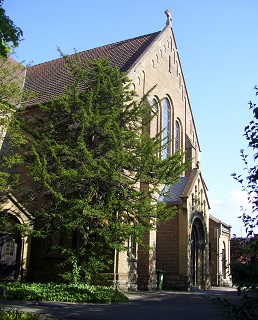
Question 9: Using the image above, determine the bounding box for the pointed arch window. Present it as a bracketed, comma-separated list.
[162, 98, 171, 159]
[175, 120, 180, 152]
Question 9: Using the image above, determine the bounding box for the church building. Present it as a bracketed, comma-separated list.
[0, 10, 231, 290]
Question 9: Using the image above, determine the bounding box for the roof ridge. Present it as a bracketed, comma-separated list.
[106, 30, 160, 48]
[28, 30, 161, 69]
[209, 214, 231, 228]
[24, 30, 162, 105]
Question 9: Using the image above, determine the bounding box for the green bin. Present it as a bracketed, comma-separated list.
[156, 269, 165, 290]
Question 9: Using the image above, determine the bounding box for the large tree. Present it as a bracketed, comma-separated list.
[9, 56, 190, 280]
[0, 0, 23, 57]
[0, 55, 27, 193]
[232, 86, 258, 237]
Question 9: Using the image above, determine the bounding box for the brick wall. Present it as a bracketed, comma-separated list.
[156, 213, 179, 276]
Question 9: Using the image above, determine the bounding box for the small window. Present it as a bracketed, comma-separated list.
[176, 61, 179, 75]
[168, 55, 171, 72]
[175, 120, 180, 152]
[5, 240, 14, 256]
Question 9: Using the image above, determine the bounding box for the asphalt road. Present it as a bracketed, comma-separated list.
[1, 287, 241, 320]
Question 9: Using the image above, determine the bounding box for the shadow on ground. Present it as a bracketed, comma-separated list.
[0, 287, 241, 320]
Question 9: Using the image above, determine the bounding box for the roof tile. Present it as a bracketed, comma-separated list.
[24, 31, 161, 105]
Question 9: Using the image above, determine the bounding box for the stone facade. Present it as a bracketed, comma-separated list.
[124, 23, 213, 289]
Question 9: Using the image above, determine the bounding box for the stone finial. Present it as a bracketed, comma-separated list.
[165, 9, 172, 26]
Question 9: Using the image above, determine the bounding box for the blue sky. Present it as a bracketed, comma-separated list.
[4, 0, 258, 237]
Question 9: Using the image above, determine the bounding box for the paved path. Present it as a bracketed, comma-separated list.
[1, 287, 241, 320]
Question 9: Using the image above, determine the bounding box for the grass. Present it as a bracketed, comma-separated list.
[0, 281, 128, 304]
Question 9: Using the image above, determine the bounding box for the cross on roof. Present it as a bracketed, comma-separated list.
[165, 9, 172, 26]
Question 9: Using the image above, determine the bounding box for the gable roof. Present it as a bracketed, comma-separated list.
[181, 168, 211, 209]
[159, 168, 211, 209]
[159, 177, 189, 205]
[24, 31, 161, 106]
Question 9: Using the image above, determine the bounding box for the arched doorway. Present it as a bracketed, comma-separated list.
[190, 217, 205, 287]
[0, 214, 22, 279]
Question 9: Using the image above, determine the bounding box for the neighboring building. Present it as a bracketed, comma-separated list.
[209, 215, 231, 286]
[0, 10, 231, 290]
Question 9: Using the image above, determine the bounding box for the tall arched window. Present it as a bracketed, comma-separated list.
[162, 98, 171, 159]
[175, 120, 180, 152]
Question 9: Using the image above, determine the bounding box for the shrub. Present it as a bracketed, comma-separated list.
[0, 282, 128, 304]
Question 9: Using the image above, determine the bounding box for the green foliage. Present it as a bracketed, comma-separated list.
[231, 86, 258, 236]
[0, 1, 23, 57]
[60, 255, 83, 284]
[0, 55, 30, 193]
[59, 252, 112, 284]
[1, 281, 128, 303]
[231, 259, 258, 286]
[0, 307, 40, 320]
[6, 55, 190, 278]
[231, 237, 258, 286]
[0, 56, 24, 107]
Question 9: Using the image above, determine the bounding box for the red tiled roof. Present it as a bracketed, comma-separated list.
[24, 31, 161, 106]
